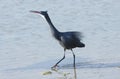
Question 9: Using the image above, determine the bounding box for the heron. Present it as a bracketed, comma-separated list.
[30, 10, 85, 69]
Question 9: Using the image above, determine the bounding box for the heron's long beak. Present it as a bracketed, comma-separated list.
[30, 10, 46, 20]
[30, 10, 41, 14]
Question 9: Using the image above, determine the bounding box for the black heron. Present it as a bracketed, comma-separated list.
[30, 10, 85, 69]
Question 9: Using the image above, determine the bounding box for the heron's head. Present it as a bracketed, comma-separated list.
[30, 10, 48, 18]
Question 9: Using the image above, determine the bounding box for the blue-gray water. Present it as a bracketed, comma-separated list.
[0, 0, 120, 79]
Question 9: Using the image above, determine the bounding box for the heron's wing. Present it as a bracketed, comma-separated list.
[61, 31, 84, 42]
[60, 31, 84, 49]
[71, 31, 84, 41]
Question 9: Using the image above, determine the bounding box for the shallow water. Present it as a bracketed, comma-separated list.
[0, 0, 120, 79]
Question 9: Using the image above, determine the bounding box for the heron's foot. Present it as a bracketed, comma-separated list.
[51, 65, 59, 71]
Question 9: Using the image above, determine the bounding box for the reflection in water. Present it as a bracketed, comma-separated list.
[74, 66, 77, 79]
[51, 68, 77, 79]
[51, 65, 77, 79]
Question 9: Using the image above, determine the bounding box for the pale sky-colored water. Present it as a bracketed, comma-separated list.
[0, 0, 120, 79]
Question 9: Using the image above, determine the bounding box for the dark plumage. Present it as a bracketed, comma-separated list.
[30, 10, 85, 69]
[59, 32, 85, 49]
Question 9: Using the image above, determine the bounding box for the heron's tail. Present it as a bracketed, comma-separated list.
[78, 42, 85, 47]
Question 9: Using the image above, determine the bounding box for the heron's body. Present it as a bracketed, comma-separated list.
[59, 32, 85, 49]
[30, 10, 85, 69]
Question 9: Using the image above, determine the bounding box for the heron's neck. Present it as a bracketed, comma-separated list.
[44, 14, 60, 40]
[44, 14, 59, 33]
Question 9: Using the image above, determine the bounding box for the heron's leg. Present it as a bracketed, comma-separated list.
[71, 49, 76, 68]
[52, 49, 66, 68]
[71, 49, 77, 79]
